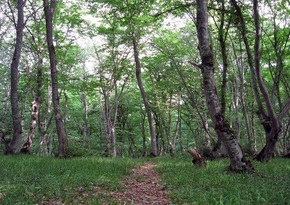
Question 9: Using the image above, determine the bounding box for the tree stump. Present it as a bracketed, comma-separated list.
[188, 148, 206, 167]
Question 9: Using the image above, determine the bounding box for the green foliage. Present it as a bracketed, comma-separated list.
[154, 157, 290, 204]
[0, 156, 145, 204]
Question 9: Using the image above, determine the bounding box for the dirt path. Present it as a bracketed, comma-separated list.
[111, 163, 171, 205]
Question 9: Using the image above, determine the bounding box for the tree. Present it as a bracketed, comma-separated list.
[125, 0, 158, 156]
[195, 0, 253, 171]
[6, 0, 26, 154]
[231, 0, 290, 162]
[43, 0, 68, 157]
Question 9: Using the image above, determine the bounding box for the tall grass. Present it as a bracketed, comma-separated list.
[154, 156, 290, 205]
[0, 156, 144, 205]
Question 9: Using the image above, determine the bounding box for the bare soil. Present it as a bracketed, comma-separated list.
[111, 163, 171, 205]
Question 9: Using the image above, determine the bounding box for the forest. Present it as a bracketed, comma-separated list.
[0, 0, 290, 203]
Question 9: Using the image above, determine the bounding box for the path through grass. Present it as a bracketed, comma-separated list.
[1, 155, 289, 204]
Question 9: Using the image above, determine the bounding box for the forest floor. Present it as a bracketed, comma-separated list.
[110, 162, 171, 205]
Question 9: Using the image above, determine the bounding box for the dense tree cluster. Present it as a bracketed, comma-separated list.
[0, 0, 289, 171]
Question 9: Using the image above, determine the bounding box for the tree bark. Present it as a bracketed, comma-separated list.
[196, 0, 253, 172]
[7, 0, 26, 154]
[43, 0, 68, 157]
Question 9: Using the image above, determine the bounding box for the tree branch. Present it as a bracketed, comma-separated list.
[278, 100, 290, 122]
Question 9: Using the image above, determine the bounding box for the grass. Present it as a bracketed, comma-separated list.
[0, 155, 289, 205]
[154, 156, 290, 205]
[0, 155, 145, 205]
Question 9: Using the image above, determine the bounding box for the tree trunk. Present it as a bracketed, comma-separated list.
[232, 45, 256, 154]
[103, 91, 112, 156]
[20, 101, 39, 153]
[217, 0, 229, 117]
[131, 31, 158, 156]
[232, 78, 241, 139]
[140, 107, 147, 156]
[21, 57, 43, 154]
[196, 0, 253, 172]
[7, 0, 26, 154]
[252, 0, 282, 162]
[231, 0, 290, 162]
[81, 92, 89, 139]
[173, 91, 182, 149]
[188, 148, 206, 167]
[43, 0, 68, 157]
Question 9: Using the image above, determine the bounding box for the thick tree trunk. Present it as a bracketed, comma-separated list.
[131, 31, 158, 156]
[44, 0, 68, 157]
[7, 0, 26, 154]
[4, 83, 10, 117]
[196, 0, 253, 172]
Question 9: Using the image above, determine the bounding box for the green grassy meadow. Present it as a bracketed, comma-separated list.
[0, 155, 289, 204]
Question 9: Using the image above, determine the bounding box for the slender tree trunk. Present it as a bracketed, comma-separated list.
[21, 58, 43, 154]
[7, 0, 26, 154]
[252, 0, 282, 162]
[103, 91, 112, 156]
[196, 0, 253, 172]
[217, 0, 229, 117]
[43, 0, 68, 157]
[20, 101, 39, 153]
[111, 87, 118, 158]
[231, 0, 285, 162]
[81, 92, 89, 139]
[140, 107, 147, 156]
[232, 78, 241, 139]
[131, 31, 158, 156]
[173, 91, 182, 149]
[38, 84, 52, 156]
[231, 40, 256, 154]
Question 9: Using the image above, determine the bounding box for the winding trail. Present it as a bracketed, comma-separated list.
[111, 163, 171, 205]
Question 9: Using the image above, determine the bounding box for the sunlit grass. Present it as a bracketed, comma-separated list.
[154, 156, 290, 205]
